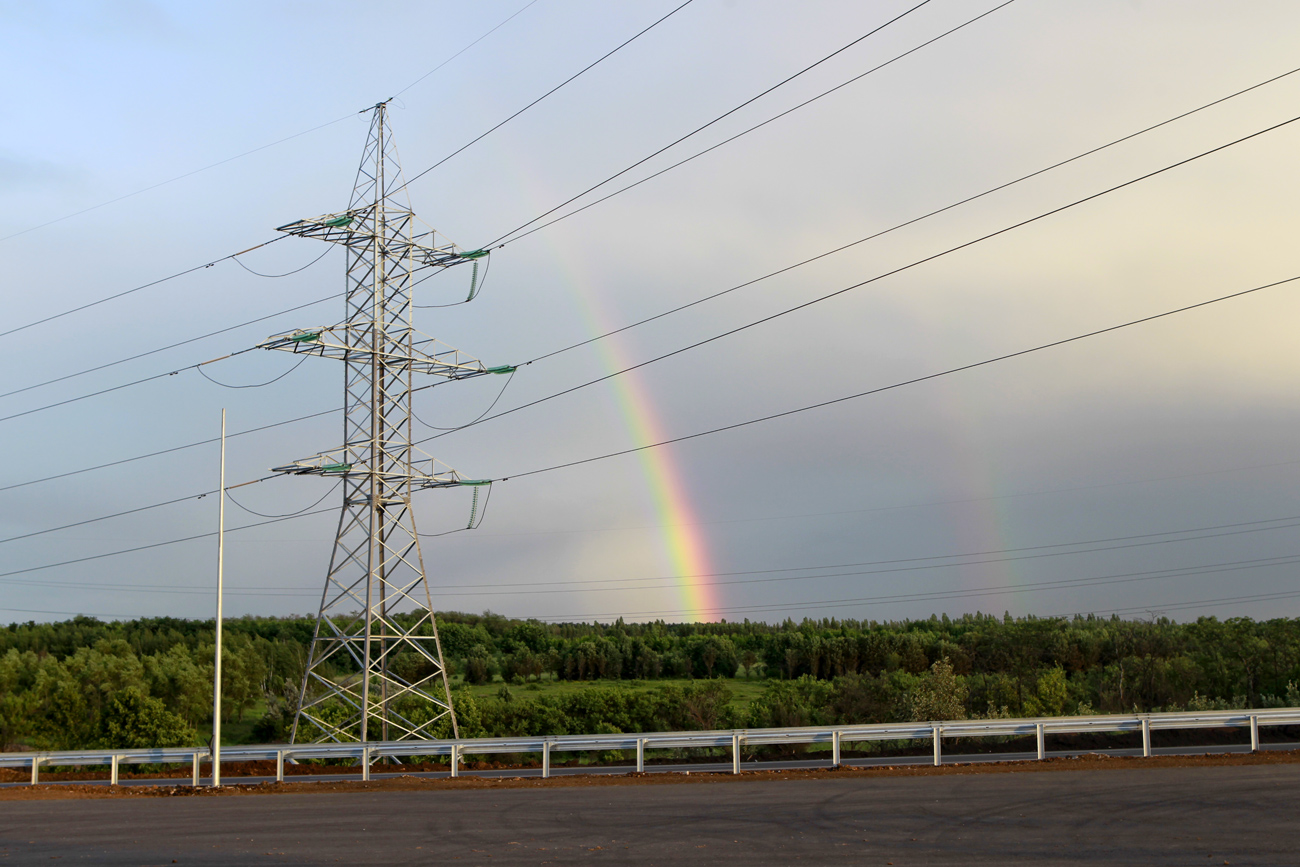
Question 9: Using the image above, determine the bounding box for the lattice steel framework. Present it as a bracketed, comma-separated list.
[260, 103, 501, 744]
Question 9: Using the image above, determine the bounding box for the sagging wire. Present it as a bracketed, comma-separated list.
[412, 368, 516, 431]
[233, 244, 334, 278]
[420, 482, 493, 537]
[197, 354, 308, 389]
[225, 478, 342, 519]
[413, 252, 491, 308]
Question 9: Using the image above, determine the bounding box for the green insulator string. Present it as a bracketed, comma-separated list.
[465, 481, 492, 529]
[466, 259, 480, 302]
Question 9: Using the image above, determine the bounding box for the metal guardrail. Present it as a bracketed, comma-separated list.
[3, 706, 1297, 786]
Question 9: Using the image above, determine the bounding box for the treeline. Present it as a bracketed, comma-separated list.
[2, 611, 1299, 750]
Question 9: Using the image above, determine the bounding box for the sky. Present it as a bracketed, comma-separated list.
[1, 0, 1299, 626]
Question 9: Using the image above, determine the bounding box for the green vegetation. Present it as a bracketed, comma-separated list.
[2, 610, 1298, 751]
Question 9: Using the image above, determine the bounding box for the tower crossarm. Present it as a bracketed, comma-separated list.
[272, 447, 478, 490]
[257, 326, 511, 380]
[276, 206, 488, 272]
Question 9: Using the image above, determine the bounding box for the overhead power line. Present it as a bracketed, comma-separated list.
[0, 1, 537, 246]
[484, 0, 952, 247]
[0, 237, 283, 341]
[390, 0, 542, 99]
[1060, 588, 1300, 619]
[394, 0, 698, 195]
[421, 513, 1300, 591]
[503, 273, 1298, 482]
[7, 63, 1289, 492]
[516, 62, 1300, 366]
[0, 476, 275, 546]
[0, 347, 265, 425]
[419, 112, 1300, 448]
[0, 407, 340, 494]
[7, 507, 1297, 600]
[0, 292, 340, 401]
[533, 552, 1300, 623]
[0, 506, 337, 581]
[426, 519, 1300, 598]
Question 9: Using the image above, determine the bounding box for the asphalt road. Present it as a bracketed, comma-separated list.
[9, 740, 1298, 788]
[2, 763, 1297, 865]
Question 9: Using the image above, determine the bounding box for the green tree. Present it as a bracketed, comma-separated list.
[96, 689, 196, 749]
[907, 657, 968, 722]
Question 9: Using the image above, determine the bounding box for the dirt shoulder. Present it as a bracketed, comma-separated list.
[2, 749, 1297, 801]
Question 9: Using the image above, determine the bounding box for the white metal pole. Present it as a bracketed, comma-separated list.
[731, 733, 741, 775]
[1036, 723, 1045, 760]
[211, 409, 226, 787]
[542, 741, 551, 778]
[932, 725, 942, 766]
[1250, 714, 1260, 752]
[1141, 717, 1151, 758]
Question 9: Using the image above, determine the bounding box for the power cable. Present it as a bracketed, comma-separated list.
[516, 63, 1300, 366]
[487, 0, 996, 248]
[197, 355, 309, 389]
[390, 0, 542, 99]
[4, 550, 1297, 604]
[225, 480, 341, 519]
[1061, 589, 1300, 619]
[0, 476, 275, 546]
[393, 0, 698, 195]
[413, 369, 517, 431]
[502, 273, 1299, 482]
[0, 348, 262, 425]
[419, 483, 495, 538]
[9, 501, 1297, 597]
[0, 1, 536, 247]
[0, 407, 340, 494]
[0, 237, 283, 341]
[534, 552, 1300, 623]
[420, 513, 1300, 591]
[427, 521, 1300, 598]
[425, 454, 1300, 541]
[232, 245, 333, 278]
[0, 506, 337, 580]
[7, 61, 1287, 492]
[413, 253, 492, 308]
[0, 292, 340, 401]
[419, 114, 1300, 448]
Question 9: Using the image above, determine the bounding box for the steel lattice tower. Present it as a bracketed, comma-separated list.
[259, 103, 503, 744]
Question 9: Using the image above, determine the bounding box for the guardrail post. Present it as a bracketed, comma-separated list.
[30, 756, 39, 786]
[932, 725, 942, 766]
[1141, 717, 1151, 758]
[832, 731, 841, 768]
[635, 738, 644, 774]
[361, 747, 371, 782]
[276, 750, 285, 783]
[110, 755, 119, 786]
[731, 733, 741, 775]
[450, 744, 460, 778]
[191, 752, 200, 787]
[1250, 714, 1260, 752]
[1036, 723, 1045, 760]
[542, 741, 550, 778]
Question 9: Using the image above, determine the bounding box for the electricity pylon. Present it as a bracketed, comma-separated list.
[259, 102, 507, 744]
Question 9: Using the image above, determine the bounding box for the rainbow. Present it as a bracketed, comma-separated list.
[544, 253, 719, 622]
